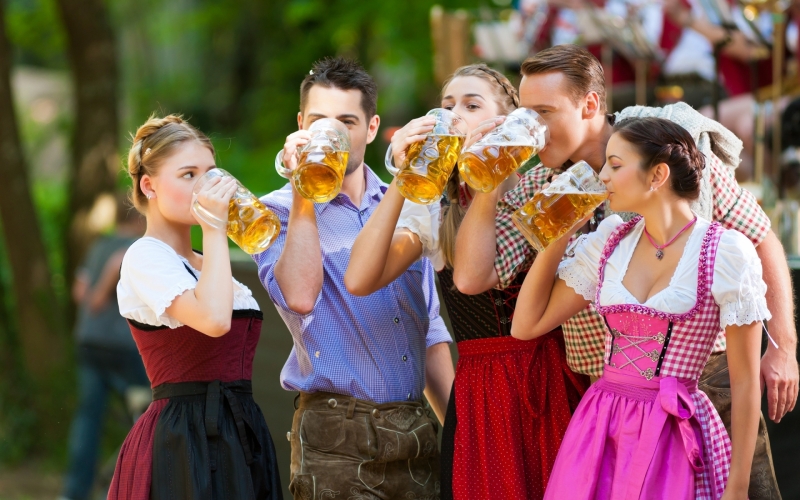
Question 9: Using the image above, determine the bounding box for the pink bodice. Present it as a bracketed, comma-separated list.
[596, 217, 725, 381]
[605, 313, 671, 380]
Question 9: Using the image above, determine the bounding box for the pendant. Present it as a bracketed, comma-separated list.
[655, 249, 664, 260]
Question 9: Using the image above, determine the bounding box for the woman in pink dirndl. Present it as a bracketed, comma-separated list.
[512, 117, 766, 499]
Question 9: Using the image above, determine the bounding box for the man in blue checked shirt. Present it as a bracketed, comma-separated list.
[254, 57, 454, 499]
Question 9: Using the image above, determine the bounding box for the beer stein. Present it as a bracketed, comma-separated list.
[385, 108, 467, 205]
[458, 108, 548, 193]
[511, 161, 607, 253]
[192, 168, 281, 255]
[275, 118, 351, 203]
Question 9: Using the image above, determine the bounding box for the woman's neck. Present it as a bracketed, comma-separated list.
[144, 214, 195, 260]
[639, 197, 696, 245]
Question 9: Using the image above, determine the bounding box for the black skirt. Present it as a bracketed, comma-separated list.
[151, 380, 282, 500]
[440, 381, 456, 500]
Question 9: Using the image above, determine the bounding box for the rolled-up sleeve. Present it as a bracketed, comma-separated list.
[708, 153, 771, 246]
[421, 258, 452, 347]
[252, 193, 321, 316]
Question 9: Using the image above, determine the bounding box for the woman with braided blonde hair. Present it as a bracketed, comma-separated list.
[345, 64, 588, 500]
[109, 115, 282, 500]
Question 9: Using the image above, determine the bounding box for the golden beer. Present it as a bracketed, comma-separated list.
[457, 108, 547, 192]
[512, 191, 608, 252]
[396, 134, 465, 205]
[276, 118, 350, 203]
[510, 160, 607, 252]
[458, 144, 537, 193]
[226, 195, 281, 254]
[294, 150, 350, 203]
[192, 168, 281, 254]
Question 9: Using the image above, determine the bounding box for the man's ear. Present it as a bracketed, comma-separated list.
[297, 112, 304, 131]
[583, 91, 601, 120]
[366, 114, 381, 145]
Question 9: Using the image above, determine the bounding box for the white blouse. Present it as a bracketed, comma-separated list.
[117, 237, 259, 328]
[396, 199, 445, 271]
[558, 215, 771, 329]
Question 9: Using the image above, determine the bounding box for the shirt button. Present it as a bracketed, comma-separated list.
[402, 355, 408, 362]
[393, 317, 399, 324]
[495, 298, 503, 306]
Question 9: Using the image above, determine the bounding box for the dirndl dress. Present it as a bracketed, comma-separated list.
[109, 253, 282, 500]
[545, 215, 769, 500]
[437, 268, 588, 500]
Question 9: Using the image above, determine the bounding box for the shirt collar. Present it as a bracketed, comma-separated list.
[313, 163, 386, 216]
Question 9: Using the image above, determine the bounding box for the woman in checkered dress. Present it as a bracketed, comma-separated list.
[512, 117, 766, 500]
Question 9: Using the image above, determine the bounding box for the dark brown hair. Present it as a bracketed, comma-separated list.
[299, 57, 378, 118]
[520, 44, 607, 113]
[613, 117, 705, 200]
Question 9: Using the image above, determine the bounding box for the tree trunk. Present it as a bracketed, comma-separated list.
[56, 0, 119, 291]
[0, 0, 65, 381]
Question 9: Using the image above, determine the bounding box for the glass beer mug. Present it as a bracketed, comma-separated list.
[458, 108, 548, 193]
[192, 168, 281, 255]
[275, 118, 350, 203]
[511, 161, 607, 253]
[385, 108, 467, 205]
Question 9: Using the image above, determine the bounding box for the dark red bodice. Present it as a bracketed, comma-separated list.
[128, 309, 262, 388]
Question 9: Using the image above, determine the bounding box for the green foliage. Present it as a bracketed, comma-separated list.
[115, 0, 485, 196]
[5, 0, 66, 68]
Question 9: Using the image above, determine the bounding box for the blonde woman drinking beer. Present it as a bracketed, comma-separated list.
[109, 115, 282, 500]
[345, 64, 588, 500]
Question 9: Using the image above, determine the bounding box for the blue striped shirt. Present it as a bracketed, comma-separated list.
[253, 165, 451, 404]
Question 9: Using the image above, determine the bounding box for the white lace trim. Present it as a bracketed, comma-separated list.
[558, 265, 597, 301]
[558, 235, 597, 300]
[719, 296, 772, 328]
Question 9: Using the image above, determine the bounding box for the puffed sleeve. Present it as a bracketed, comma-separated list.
[557, 215, 624, 301]
[118, 239, 198, 326]
[395, 199, 445, 271]
[711, 229, 772, 328]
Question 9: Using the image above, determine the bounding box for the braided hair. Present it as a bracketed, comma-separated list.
[439, 64, 519, 269]
[613, 117, 706, 200]
[126, 114, 215, 213]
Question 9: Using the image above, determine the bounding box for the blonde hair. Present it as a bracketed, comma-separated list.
[439, 64, 518, 269]
[126, 114, 215, 213]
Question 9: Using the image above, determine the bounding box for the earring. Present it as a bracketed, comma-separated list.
[146, 193, 153, 200]
[650, 186, 655, 192]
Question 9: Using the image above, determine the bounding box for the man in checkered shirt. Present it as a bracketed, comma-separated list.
[453, 45, 797, 499]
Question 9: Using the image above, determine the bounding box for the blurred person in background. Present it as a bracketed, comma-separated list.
[59, 194, 149, 500]
[664, 0, 799, 180]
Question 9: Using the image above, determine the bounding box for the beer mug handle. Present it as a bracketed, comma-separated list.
[274, 150, 293, 179]
[191, 198, 228, 230]
[384, 144, 401, 177]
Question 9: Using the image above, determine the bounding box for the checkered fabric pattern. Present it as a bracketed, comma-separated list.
[495, 154, 772, 377]
[595, 219, 730, 499]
